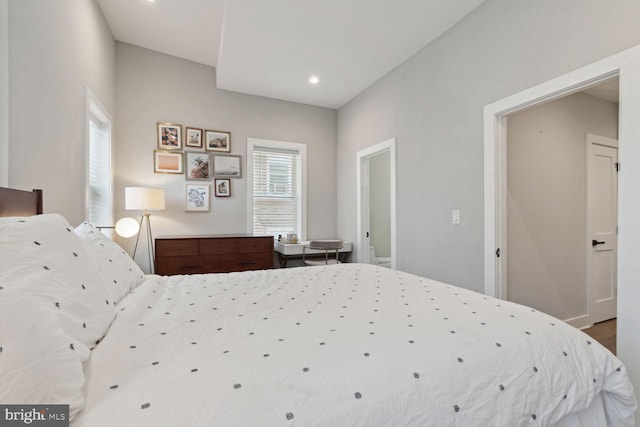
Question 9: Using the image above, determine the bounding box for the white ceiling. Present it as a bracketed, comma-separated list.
[97, 0, 487, 109]
[97, 0, 225, 67]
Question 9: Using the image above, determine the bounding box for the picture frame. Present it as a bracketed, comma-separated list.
[205, 130, 231, 152]
[185, 127, 203, 149]
[214, 178, 231, 197]
[154, 150, 184, 174]
[213, 154, 242, 178]
[185, 184, 210, 212]
[157, 122, 182, 150]
[185, 151, 211, 181]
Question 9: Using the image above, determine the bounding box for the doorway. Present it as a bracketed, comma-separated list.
[356, 138, 397, 269]
[504, 85, 619, 329]
[483, 44, 640, 400]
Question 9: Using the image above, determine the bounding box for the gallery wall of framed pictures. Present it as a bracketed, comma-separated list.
[153, 122, 239, 212]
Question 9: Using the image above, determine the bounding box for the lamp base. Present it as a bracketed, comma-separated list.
[132, 212, 155, 274]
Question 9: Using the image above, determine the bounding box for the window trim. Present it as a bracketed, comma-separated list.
[85, 86, 113, 227]
[246, 138, 307, 239]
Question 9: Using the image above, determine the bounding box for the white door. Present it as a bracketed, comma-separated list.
[587, 133, 618, 324]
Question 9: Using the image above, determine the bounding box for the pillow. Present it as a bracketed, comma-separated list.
[0, 214, 117, 419]
[74, 222, 146, 304]
[0, 214, 116, 347]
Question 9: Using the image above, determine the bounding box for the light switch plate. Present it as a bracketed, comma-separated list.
[452, 209, 460, 225]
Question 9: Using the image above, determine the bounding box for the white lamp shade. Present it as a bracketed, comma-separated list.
[115, 217, 140, 238]
[125, 187, 166, 211]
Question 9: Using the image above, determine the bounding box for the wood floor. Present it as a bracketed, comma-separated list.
[582, 319, 616, 355]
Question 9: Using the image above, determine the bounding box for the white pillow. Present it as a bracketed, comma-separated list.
[74, 222, 146, 304]
[0, 214, 117, 419]
[0, 214, 116, 347]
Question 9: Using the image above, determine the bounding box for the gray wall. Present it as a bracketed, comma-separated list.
[369, 150, 390, 258]
[506, 92, 618, 323]
[7, 0, 115, 225]
[337, 0, 640, 292]
[115, 43, 337, 272]
[1, 0, 8, 186]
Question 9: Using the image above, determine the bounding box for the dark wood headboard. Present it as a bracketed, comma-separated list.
[0, 187, 43, 216]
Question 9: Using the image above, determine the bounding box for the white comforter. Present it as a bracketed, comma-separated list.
[73, 264, 636, 426]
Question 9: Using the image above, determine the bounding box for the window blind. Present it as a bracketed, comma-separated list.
[252, 146, 300, 237]
[87, 99, 112, 227]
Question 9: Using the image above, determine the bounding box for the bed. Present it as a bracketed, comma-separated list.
[0, 187, 636, 426]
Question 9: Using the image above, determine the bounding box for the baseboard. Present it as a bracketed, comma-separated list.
[564, 314, 592, 330]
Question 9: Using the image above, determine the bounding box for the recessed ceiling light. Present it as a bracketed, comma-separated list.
[309, 75, 319, 85]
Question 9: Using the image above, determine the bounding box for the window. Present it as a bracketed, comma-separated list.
[86, 90, 112, 227]
[247, 138, 306, 239]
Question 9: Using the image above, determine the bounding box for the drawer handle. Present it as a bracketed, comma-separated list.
[238, 262, 257, 266]
[179, 265, 200, 270]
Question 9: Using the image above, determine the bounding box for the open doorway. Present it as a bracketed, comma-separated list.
[504, 78, 619, 333]
[356, 138, 397, 269]
[484, 45, 640, 396]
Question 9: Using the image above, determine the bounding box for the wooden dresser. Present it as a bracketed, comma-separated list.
[155, 235, 274, 275]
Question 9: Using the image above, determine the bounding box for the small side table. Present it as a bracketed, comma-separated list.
[274, 240, 352, 267]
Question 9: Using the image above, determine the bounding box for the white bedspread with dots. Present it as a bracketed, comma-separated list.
[73, 264, 636, 426]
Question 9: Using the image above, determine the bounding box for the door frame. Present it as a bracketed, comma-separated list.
[0, 0, 8, 186]
[483, 45, 640, 301]
[356, 138, 397, 269]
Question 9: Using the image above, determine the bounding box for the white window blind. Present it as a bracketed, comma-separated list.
[87, 97, 112, 226]
[252, 146, 301, 238]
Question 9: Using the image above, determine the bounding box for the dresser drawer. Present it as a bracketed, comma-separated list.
[156, 255, 219, 275]
[200, 238, 238, 255]
[219, 252, 273, 272]
[156, 239, 200, 257]
[237, 237, 273, 253]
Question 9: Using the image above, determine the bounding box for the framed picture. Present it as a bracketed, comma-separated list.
[214, 178, 231, 197]
[185, 184, 210, 212]
[185, 151, 211, 181]
[185, 127, 203, 149]
[213, 154, 242, 178]
[205, 130, 231, 152]
[154, 150, 184, 174]
[157, 122, 182, 150]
